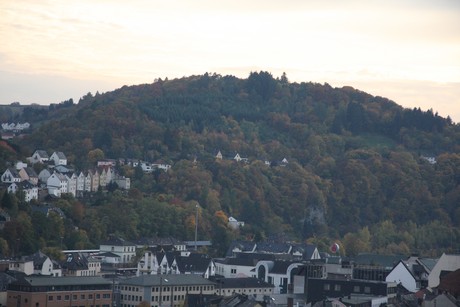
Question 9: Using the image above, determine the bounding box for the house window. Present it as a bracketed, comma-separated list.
[334, 285, 341, 291]
[231, 269, 236, 274]
[364, 286, 371, 294]
[65, 295, 70, 300]
[353, 286, 360, 292]
[324, 284, 330, 290]
[57, 295, 61, 301]
[48, 296, 53, 301]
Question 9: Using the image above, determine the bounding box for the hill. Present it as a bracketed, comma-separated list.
[1, 72, 459, 257]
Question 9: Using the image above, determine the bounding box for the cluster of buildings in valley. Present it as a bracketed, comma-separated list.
[2, 235, 460, 307]
[0, 150, 133, 202]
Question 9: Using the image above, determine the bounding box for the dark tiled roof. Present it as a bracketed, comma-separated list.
[12, 276, 110, 287]
[214, 257, 258, 267]
[101, 236, 135, 246]
[176, 253, 213, 273]
[256, 242, 291, 254]
[62, 253, 88, 271]
[35, 150, 49, 158]
[354, 253, 406, 269]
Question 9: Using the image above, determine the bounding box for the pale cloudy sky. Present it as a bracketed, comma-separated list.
[1, 0, 459, 121]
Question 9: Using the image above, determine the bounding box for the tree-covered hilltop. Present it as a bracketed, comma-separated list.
[1, 72, 459, 257]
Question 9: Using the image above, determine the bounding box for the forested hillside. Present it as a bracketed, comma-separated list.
[1, 72, 459, 258]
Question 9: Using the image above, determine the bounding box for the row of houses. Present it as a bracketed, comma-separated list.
[1, 150, 131, 201]
[215, 150, 289, 167]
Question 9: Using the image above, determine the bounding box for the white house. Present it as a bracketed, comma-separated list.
[28, 150, 49, 164]
[228, 216, 245, 230]
[386, 260, 418, 292]
[26, 250, 62, 276]
[76, 171, 85, 193]
[137, 250, 161, 276]
[66, 173, 78, 197]
[38, 169, 51, 184]
[47, 172, 68, 197]
[99, 236, 136, 264]
[1, 168, 21, 183]
[8, 181, 39, 202]
[50, 151, 67, 165]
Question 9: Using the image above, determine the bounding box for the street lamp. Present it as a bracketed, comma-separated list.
[159, 277, 168, 307]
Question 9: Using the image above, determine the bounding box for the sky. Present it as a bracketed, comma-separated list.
[1, 0, 459, 122]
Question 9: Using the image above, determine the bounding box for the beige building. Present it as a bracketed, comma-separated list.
[119, 274, 216, 307]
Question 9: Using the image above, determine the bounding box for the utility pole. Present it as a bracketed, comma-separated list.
[195, 204, 198, 251]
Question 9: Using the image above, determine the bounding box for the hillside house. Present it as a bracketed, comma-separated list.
[76, 171, 85, 194]
[8, 181, 38, 202]
[66, 173, 78, 197]
[18, 167, 38, 185]
[228, 216, 245, 230]
[38, 169, 51, 185]
[28, 150, 49, 164]
[50, 151, 67, 165]
[46, 172, 68, 197]
[1, 167, 21, 183]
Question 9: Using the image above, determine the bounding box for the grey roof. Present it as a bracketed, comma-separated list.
[34, 150, 49, 158]
[13, 276, 110, 287]
[101, 235, 135, 246]
[214, 257, 258, 267]
[256, 242, 291, 254]
[23, 167, 38, 177]
[53, 151, 67, 159]
[354, 253, 406, 269]
[120, 274, 216, 287]
[418, 258, 438, 271]
[214, 277, 274, 289]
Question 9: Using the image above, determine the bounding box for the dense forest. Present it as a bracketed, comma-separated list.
[0, 72, 459, 258]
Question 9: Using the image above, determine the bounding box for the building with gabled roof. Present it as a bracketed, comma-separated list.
[176, 253, 216, 278]
[49, 151, 67, 166]
[99, 235, 136, 264]
[1, 167, 21, 183]
[61, 252, 101, 277]
[28, 150, 49, 164]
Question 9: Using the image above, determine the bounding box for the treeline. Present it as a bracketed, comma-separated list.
[1, 72, 459, 258]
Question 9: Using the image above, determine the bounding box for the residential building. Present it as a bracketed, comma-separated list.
[7, 276, 112, 307]
[99, 236, 136, 265]
[1, 167, 21, 183]
[119, 274, 216, 307]
[28, 150, 49, 164]
[49, 151, 67, 165]
[61, 252, 101, 277]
